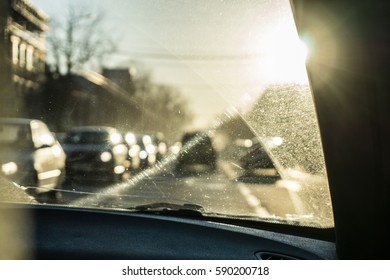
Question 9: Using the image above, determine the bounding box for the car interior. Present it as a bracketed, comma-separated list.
[1, 0, 389, 260]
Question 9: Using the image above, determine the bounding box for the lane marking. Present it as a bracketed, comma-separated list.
[238, 184, 271, 217]
[275, 180, 305, 214]
[219, 160, 271, 217]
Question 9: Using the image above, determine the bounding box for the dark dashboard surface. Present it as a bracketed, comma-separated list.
[1, 203, 337, 260]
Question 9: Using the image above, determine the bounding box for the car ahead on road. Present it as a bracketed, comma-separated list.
[123, 131, 142, 173]
[138, 134, 158, 167]
[233, 138, 279, 183]
[123, 132, 157, 172]
[142, 132, 167, 163]
[175, 131, 217, 174]
[0, 118, 66, 200]
[150, 133, 167, 162]
[238, 138, 275, 171]
[62, 126, 128, 182]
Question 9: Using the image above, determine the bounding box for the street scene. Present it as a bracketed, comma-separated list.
[0, 0, 333, 228]
[59, 153, 295, 219]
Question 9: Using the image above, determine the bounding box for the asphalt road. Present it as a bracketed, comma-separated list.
[56, 159, 306, 220]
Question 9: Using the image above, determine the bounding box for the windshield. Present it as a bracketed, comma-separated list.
[0, 0, 333, 228]
[0, 123, 31, 147]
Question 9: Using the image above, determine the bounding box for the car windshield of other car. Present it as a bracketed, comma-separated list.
[0, 0, 333, 228]
[64, 130, 120, 145]
[0, 123, 32, 148]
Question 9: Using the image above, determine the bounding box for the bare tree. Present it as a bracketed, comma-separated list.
[47, 5, 116, 75]
[133, 73, 193, 141]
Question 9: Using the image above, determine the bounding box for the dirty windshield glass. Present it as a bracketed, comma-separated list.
[0, 0, 333, 228]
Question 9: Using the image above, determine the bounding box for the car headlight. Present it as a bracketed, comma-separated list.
[52, 144, 63, 157]
[125, 133, 136, 145]
[100, 152, 112, 162]
[146, 144, 156, 154]
[148, 154, 156, 164]
[113, 144, 126, 154]
[139, 151, 148, 160]
[129, 146, 139, 157]
[110, 132, 122, 145]
[1, 162, 18, 176]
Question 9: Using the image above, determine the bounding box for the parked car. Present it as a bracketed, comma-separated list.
[0, 118, 66, 199]
[62, 126, 127, 182]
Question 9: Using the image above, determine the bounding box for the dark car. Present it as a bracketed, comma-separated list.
[239, 138, 275, 171]
[0, 118, 66, 199]
[175, 131, 217, 174]
[63, 126, 128, 182]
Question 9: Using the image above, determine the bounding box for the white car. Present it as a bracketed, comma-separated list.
[0, 118, 66, 200]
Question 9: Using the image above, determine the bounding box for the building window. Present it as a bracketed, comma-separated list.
[19, 43, 26, 67]
[26, 46, 34, 71]
[11, 36, 20, 65]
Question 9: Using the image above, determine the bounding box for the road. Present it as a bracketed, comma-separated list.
[56, 158, 307, 221]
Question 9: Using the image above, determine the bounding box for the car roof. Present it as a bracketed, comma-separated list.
[182, 131, 211, 142]
[68, 126, 118, 133]
[0, 118, 35, 126]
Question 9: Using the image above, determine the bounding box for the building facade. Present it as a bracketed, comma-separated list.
[102, 68, 136, 96]
[0, 0, 48, 117]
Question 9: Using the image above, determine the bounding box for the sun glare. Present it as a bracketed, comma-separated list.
[258, 23, 309, 84]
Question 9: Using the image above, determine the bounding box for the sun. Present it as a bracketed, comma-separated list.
[257, 22, 309, 84]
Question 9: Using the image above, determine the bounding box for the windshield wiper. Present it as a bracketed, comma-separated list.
[123, 203, 322, 228]
[126, 202, 205, 218]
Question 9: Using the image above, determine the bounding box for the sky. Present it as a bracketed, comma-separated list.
[29, 0, 308, 129]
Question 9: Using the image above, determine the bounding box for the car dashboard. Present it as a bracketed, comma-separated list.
[1, 203, 337, 260]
